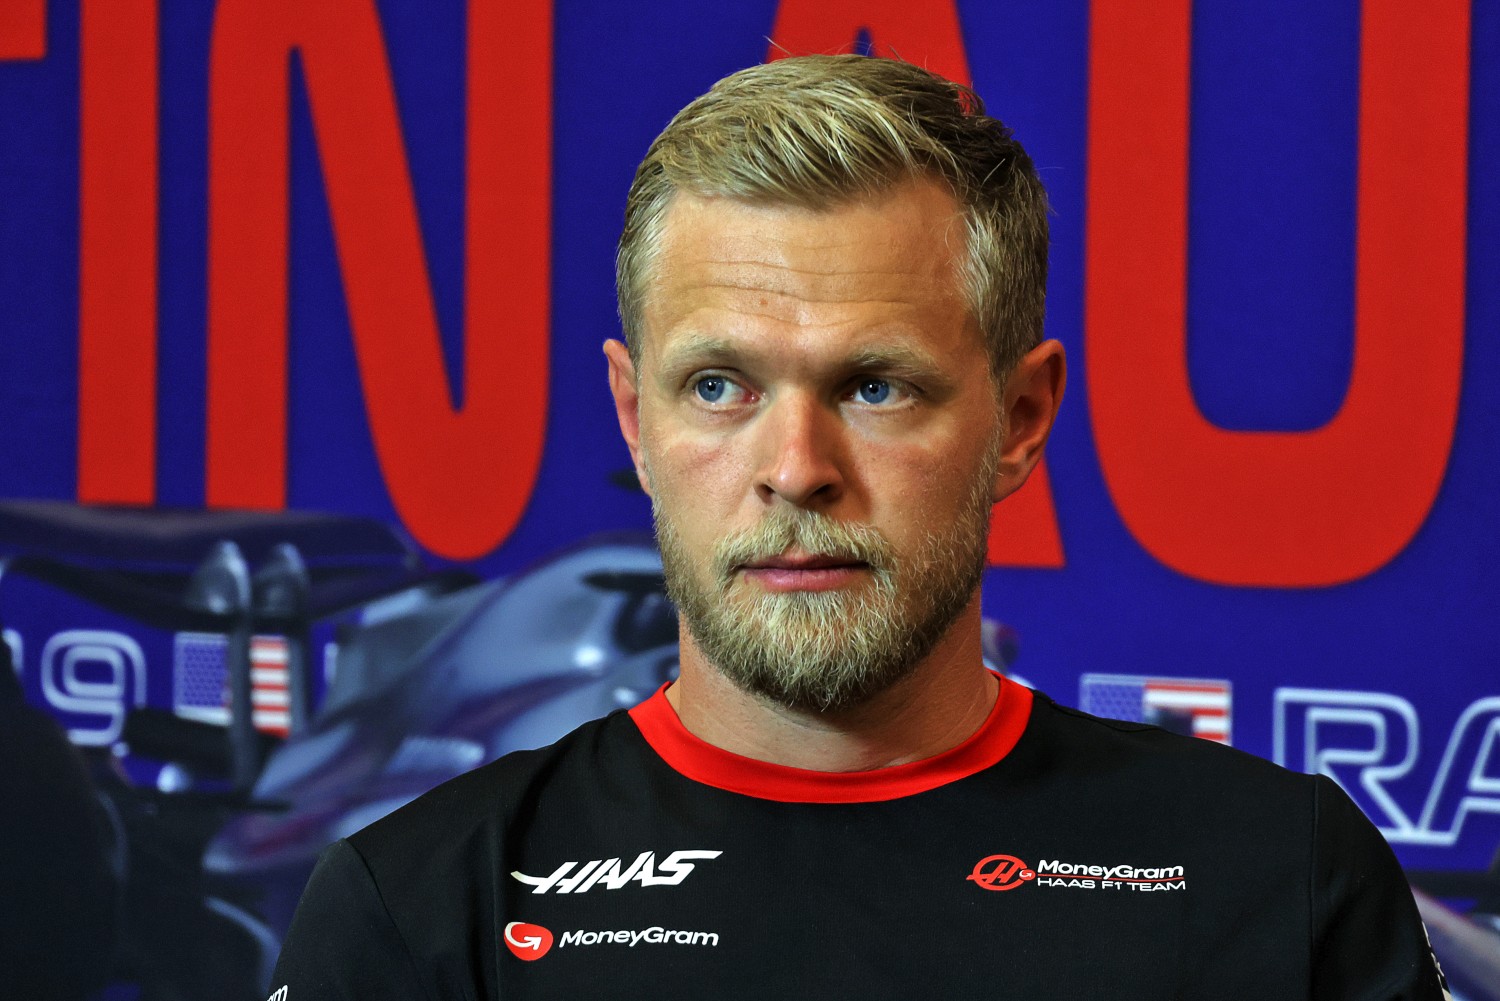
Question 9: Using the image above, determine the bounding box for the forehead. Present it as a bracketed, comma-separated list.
[640, 181, 980, 367]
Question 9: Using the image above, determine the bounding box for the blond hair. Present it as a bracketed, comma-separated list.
[616, 54, 1049, 377]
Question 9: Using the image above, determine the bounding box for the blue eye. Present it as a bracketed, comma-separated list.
[857, 379, 891, 404]
[695, 376, 727, 402]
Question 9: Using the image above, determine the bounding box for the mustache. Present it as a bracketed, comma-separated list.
[712, 509, 894, 581]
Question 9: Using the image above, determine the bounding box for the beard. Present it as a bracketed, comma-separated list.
[651, 444, 998, 713]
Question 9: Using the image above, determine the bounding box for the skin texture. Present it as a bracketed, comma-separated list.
[606, 179, 1065, 772]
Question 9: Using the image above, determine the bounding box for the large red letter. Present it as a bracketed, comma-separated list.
[770, 0, 969, 82]
[77, 0, 159, 503]
[0, 0, 46, 60]
[770, 0, 1066, 568]
[1087, 0, 1467, 586]
[208, 0, 551, 560]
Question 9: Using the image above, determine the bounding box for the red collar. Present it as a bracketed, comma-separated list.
[627, 674, 1032, 803]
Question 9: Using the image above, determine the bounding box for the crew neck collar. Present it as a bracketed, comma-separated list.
[627, 673, 1033, 803]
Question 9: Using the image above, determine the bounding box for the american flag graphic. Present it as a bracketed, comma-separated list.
[1079, 674, 1232, 744]
[174, 632, 292, 736]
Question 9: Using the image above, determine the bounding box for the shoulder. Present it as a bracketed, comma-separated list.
[1011, 693, 1450, 993]
[346, 709, 634, 881]
[271, 713, 645, 995]
[1030, 691, 1309, 781]
[1018, 691, 1321, 825]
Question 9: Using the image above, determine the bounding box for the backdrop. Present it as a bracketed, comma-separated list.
[0, 0, 1494, 920]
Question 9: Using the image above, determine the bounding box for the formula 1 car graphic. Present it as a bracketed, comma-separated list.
[0, 501, 681, 999]
[203, 533, 683, 954]
[0, 501, 474, 999]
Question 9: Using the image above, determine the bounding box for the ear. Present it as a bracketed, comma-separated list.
[992, 339, 1066, 503]
[604, 339, 652, 497]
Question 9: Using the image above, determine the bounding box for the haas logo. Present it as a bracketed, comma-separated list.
[967, 855, 1036, 891]
[511, 849, 722, 894]
[504, 921, 555, 961]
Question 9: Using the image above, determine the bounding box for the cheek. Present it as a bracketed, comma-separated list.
[644, 428, 743, 514]
[855, 435, 992, 536]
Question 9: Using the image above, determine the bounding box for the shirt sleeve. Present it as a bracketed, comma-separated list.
[1310, 775, 1451, 1000]
[268, 838, 432, 1001]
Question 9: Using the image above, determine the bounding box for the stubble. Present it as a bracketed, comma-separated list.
[651, 441, 998, 712]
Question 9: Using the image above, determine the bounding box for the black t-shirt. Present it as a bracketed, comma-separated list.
[270, 678, 1449, 999]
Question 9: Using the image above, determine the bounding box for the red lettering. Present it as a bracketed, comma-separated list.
[986, 470, 1063, 569]
[208, 0, 551, 559]
[1086, 0, 1467, 586]
[77, 0, 159, 504]
[769, 0, 1065, 568]
[0, 0, 46, 60]
[769, 0, 968, 83]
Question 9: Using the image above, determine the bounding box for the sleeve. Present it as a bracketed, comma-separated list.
[1310, 775, 1452, 1001]
[268, 838, 433, 1001]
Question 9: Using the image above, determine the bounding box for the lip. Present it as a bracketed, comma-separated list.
[736, 552, 869, 593]
[740, 553, 864, 571]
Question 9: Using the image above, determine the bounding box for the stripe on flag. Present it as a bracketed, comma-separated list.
[250, 635, 291, 737]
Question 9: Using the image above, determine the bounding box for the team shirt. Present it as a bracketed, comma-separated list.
[271, 676, 1449, 999]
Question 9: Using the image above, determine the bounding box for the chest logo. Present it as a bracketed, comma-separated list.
[968, 853, 1189, 893]
[511, 849, 723, 894]
[504, 921, 555, 961]
[967, 854, 1037, 891]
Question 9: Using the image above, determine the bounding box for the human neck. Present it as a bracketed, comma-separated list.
[665, 608, 998, 773]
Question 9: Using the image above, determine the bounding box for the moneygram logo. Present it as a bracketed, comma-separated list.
[560, 927, 719, 950]
[967, 854, 1036, 891]
[504, 921, 555, 961]
[968, 853, 1188, 893]
[503, 921, 719, 961]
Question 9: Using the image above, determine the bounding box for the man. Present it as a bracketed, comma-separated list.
[270, 55, 1448, 999]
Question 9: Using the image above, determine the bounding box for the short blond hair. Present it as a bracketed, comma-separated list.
[616, 55, 1049, 378]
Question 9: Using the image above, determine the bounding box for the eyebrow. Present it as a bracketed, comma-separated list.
[650, 335, 745, 387]
[656, 334, 740, 371]
[656, 334, 945, 376]
[843, 343, 945, 377]
[663, 333, 942, 367]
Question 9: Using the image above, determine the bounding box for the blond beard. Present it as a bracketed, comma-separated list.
[650, 441, 998, 712]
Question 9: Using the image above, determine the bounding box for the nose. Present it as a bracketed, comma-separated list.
[753, 392, 845, 508]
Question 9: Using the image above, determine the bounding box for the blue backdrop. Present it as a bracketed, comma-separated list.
[0, 0, 1495, 883]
